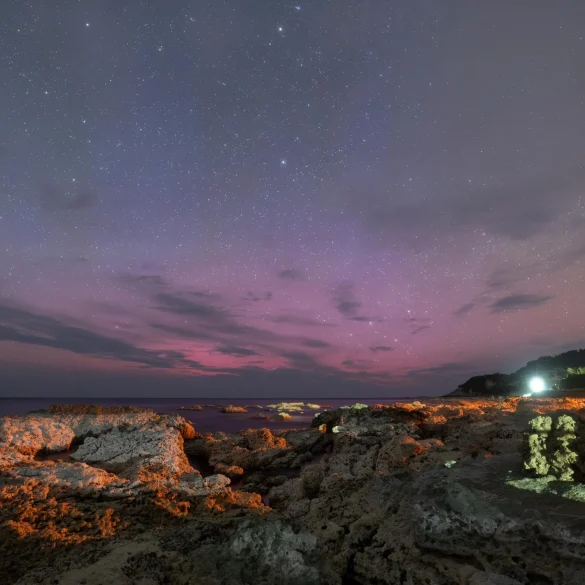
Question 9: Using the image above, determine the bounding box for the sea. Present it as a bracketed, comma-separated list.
[0, 397, 413, 434]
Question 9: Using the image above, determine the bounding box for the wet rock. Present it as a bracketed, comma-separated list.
[249, 414, 270, 421]
[220, 406, 248, 414]
[271, 412, 291, 421]
[311, 410, 342, 433]
[267, 402, 305, 412]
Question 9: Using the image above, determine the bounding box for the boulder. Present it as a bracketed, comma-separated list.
[204, 429, 291, 471]
[0, 415, 75, 455]
[220, 406, 248, 414]
[523, 413, 581, 481]
[71, 424, 192, 478]
[271, 412, 292, 421]
[0, 407, 232, 504]
[250, 414, 270, 420]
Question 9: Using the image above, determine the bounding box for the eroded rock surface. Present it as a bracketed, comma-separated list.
[6, 398, 585, 585]
[0, 406, 229, 501]
[71, 424, 192, 477]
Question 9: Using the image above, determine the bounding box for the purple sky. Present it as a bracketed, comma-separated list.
[1, 0, 584, 397]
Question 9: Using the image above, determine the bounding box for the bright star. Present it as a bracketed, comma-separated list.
[278, 26, 283, 32]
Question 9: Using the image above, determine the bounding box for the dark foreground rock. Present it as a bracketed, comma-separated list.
[4, 399, 585, 584]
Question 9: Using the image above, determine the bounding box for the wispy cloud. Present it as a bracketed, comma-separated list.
[265, 314, 337, 327]
[39, 182, 96, 212]
[214, 345, 261, 357]
[369, 345, 394, 353]
[486, 243, 585, 291]
[331, 281, 381, 322]
[349, 167, 585, 247]
[453, 302, 476, 318]
[0, 304, 200, 370]
[408, 361, 479, 378]
[242, 291, 273, 302]
[302, 338, 331, 348]
[278, 268, 305, 281]
[490, 293, 554, 313]
[404, 317, 432, 334]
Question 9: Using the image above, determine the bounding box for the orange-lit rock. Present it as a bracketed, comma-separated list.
[213, 463, 245, 477]
[220, 405, 249, 413]
[376, 436, 444, 473]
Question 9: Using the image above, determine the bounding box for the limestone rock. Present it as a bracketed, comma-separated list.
[0, 415, 75, 454]
[468, 571, 523, 585]
[376, 436, 443, 473]
[523, 413, 581, 481]
[267, 402, 305, 412]
[0, 408, 196, 456]
[204, 428, 291, 471]
[227, 520, 319, 585]
[71, 424, 192, 478]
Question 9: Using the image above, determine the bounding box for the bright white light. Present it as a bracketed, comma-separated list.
[529, 377, 545, 393]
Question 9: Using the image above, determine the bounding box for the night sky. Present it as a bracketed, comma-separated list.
[1, 1, 584, 398]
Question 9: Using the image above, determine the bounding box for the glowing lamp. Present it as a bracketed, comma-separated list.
[528, 377, 546, 393]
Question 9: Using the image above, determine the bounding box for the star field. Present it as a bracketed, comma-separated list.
[1, 0, 584, 397]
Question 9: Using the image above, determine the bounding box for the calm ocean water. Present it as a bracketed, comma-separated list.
[0, 397, 411, 434]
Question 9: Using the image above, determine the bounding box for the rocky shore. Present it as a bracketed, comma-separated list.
[3, 398, 585, 584]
